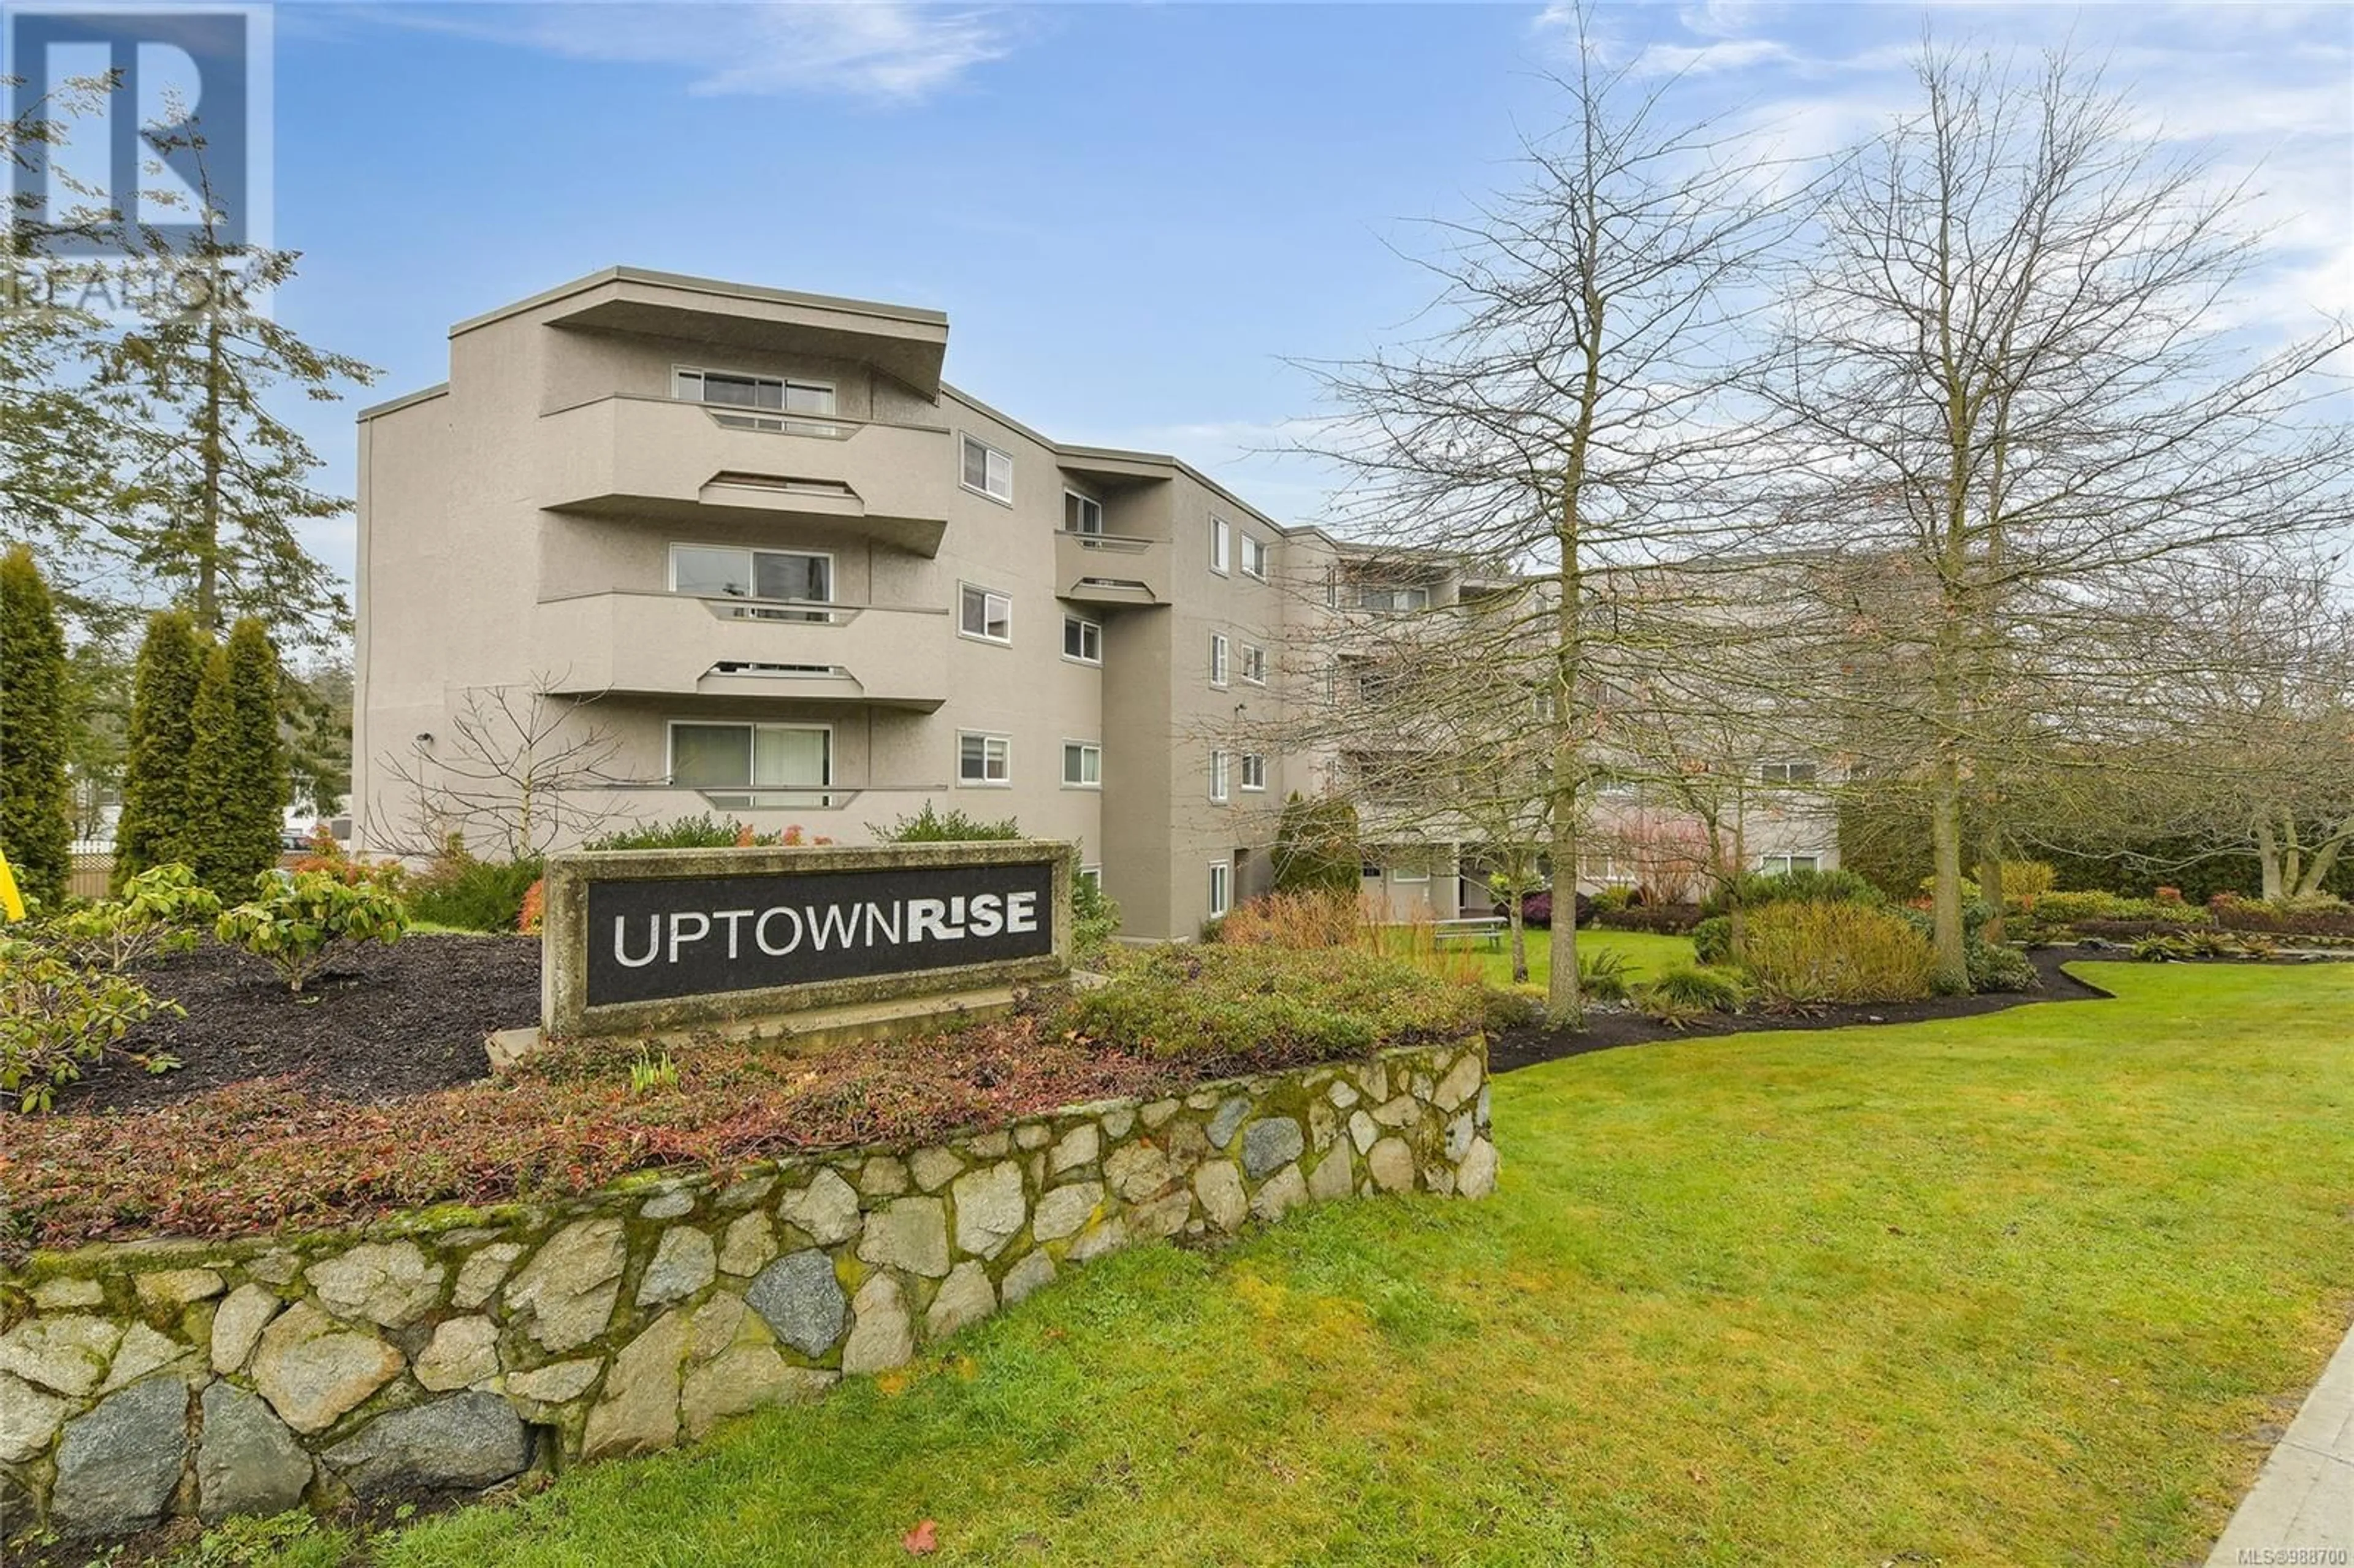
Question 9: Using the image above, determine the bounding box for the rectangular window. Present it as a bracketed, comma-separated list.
[674, 368, 836, 416]
[1387, 853, 1433, 885]
[1760, 852, 1824, 875]
[1240, 753, 1267, 791]
[669, 544, 832, 606]
[1357, 584, 1431, 613]
[1240, 535, 1270, 579]
[1078, 864, 1102, 892]
[1208, 749, 1231, 803]
[1062, 615, 1102, 664]
[959, 584, 1012, 644]
[1062, 742, 1102, 788]
[1209, 633, 1230, 687]
[1208, 859, 1232, 917]
[668, 721, 831, 796]
[1760, 760, 1820, 785]
[958, 732, 1011, 786]
[1063, 492, 1104, 535]
[1210, 517, 1230, 574]
[961, 435, 1013, 503]
[1240, 643, 1267, 685]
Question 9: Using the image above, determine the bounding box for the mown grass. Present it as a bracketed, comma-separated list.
[1443, 926, 1696, 991]
[257, 962, 2351, 1568]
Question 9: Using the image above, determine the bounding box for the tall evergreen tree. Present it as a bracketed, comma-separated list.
[0, 544, 74, 904]
[186, 617, 286, 896]
[113, 610, 207, 887]
[95, 143, 376, 653]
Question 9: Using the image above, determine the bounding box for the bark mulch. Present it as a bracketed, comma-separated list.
[61, 934, 539, 1114]
[1489, 945, 2115, 1076]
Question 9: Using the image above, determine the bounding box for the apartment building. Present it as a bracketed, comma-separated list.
[352, 267, 1834, 940]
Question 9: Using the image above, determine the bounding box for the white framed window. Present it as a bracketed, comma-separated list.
[1760, 759, 1819, 785]
[1062, 742, 1103, 789]
[1210, 517, 1230, 574]
[1063, 492, 1103, 535]
[959, 584, 1012, 644]
[668, 721, 831, 801]
[1240, 535, 1270, 579]
[1209, 633, 1230, 687]
[1208, 858, 1232, 918]
[1761, 852, 1824, 875]
[1208, 749, 1232, 803]
[1357, 583, 1431, 614]
[1240, 753, 1267, 791]
[1062, 615, 1102, 665]
[668, 543, 832, 607]
[1388, 861, 1432, 885]
[961, 435, 1014, 503]
[1078, 864, 1103, 892]
[1239, 643, 1267, 685]
[673, 367, 836, 416]
[958, 732, 1011, 786]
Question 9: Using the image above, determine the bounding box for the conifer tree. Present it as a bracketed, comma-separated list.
[112, 610, 207, 887]
[0, 544, 74, 904]
[186, 617, 286, 896]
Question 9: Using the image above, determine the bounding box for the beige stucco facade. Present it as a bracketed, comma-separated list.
[355, 267, 1835, 940]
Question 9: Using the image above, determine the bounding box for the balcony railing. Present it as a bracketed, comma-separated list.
[535, 590, 951, 709]
[536, 395, 957, 556]
[1054, 530, 1171, 605]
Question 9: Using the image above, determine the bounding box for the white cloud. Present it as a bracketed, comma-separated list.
[379, 2, 1020, 102]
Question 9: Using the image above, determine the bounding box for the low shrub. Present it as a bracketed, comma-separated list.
[1211, 889, 1363, 949]
[288, 825, 405, 892]
[2211, 896, 2354, 938]
[2, 938, 181, 1113]
[1073, 871, 1121, 961]
[1702, 867, 1883, 918]
[1589, 885, 1634, 915]
[2030, 891, 2208, 927]
[408, 849, 543, 933]
[583, 815, 834, 851]
[1594, 902, 1702, 935]
[216, 870, 410, 993]
[1965, 938, 2041, 994]
[1739, 901, 1939, 1004]
[1575, 946, 1634, 1002]
[1481, 986, 1546, 1033]
[872, 802, 1022, 843]
[1644, 962, 1749, 1012]
[1996, 861, 2057, 901]
[39, 863, 221, 972]
[1515, 891, 1591, 929]
[1690, 915, 1732, 965]
[1070, 945, 1484, 1065]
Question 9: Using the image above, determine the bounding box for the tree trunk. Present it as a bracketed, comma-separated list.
[1928, 756, 1969, 992]
[1507, 894, 1529, 985]
[2256, 818, 2285, 900]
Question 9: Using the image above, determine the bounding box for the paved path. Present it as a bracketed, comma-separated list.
[2206, 1318, 2354, 1565]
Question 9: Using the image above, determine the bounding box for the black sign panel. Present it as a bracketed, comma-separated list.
[583, 861, 1057, 1008]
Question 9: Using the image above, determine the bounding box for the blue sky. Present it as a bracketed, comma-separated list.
[238, 1, 2354, 590]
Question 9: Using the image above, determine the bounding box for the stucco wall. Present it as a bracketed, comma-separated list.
[0, 1041, 1493, 1540]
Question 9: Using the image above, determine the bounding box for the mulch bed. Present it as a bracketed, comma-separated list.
[1489, 945, 2114, 1076]
[60, 934, 539, 1114]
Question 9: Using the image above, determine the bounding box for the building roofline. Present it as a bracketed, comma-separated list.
[356, 382, 449, 423]
[446, 266, 949, 340]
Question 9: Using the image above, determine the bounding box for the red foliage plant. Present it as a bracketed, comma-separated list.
[4, 1005, 1291, 1258]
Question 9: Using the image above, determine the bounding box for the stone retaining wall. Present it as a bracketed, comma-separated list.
[0, 1040, 1493, 1539]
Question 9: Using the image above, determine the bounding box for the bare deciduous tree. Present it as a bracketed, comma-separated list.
[1769, 44, 2354, 986]
[374, 680, 631, 861]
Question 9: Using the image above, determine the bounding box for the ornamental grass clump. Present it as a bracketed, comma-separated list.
[1738, 901, 1940, 1004]
[1070, 944, 1484, 1066]
[215, 869, 409, 992]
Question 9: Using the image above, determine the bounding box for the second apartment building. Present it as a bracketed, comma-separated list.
[352, 267, 1367, 940]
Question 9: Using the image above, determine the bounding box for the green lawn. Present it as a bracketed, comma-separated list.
[271, 962, 2353, 1568]
[1377, 924, 1695, 989]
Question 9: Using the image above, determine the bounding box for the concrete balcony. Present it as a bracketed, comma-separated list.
[1054, 531, 1170, 606]
[534, 590, 951, 710]
[536, 395, 956, 557]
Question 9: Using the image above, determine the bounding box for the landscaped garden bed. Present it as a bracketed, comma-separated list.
[60, 934, 536, 1113]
